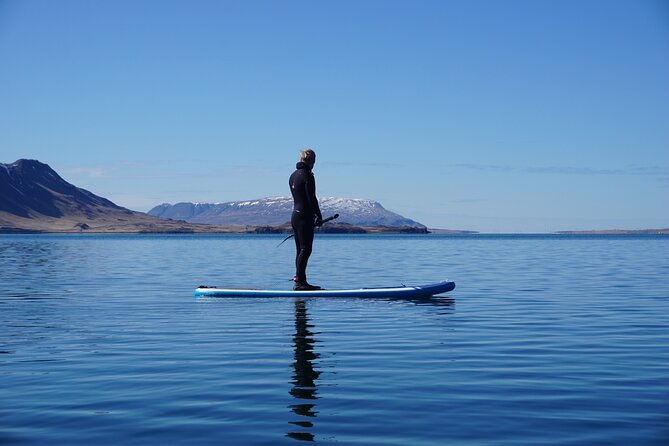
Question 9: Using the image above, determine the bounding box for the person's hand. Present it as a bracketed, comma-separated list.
[314, 216, 323, 227]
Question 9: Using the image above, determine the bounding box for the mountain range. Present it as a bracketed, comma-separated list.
[2, 159, 665, 234]
[0, 159, 433, 233]
[148, 197, 426, 228]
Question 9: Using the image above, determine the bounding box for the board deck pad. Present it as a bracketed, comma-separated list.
[194, 280, 455, 298]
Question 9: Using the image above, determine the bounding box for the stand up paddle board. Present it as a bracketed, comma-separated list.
[194, 280, 455, 298]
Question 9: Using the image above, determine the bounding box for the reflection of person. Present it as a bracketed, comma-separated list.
[289, 149, 323, 291]
[287, 299, 320, 441]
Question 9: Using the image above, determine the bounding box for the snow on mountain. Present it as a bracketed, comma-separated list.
[148, 197, 425, 228]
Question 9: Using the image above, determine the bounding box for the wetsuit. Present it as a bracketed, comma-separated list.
[289, 161, 323, 285]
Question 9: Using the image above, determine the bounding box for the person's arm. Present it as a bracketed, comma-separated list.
[306, 173, 322, 225]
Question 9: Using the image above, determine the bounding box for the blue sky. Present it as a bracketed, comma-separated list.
[1, 0, 667, 232]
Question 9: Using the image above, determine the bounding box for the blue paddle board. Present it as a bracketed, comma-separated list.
[194, 280, 455, 298]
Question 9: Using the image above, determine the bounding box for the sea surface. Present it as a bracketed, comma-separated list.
[1, 234, 668, 445]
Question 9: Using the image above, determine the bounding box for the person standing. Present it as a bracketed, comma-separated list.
[289, 149, 323, 291]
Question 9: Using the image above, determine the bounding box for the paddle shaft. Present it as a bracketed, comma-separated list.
[277, 213, 339, 247]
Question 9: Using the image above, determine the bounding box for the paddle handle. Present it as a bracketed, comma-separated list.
[277, 213, 339, 247]
[318, 213, 339, 226]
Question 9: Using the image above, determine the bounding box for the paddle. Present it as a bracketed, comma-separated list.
[276, 213, 339, 247]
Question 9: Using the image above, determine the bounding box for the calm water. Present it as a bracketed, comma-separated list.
[1, 234, 668, 445]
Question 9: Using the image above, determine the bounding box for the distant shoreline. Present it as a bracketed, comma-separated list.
[2, 227, 667, 235]
[0, 222, 444, 235]
[556, 229, 669, 235]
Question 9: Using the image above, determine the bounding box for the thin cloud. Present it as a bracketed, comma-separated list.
[61, 163, 282, 181]
[452, 163, 509, 173]
[453, 163, 669, 177]
[61, 167, 107, 178]
[323, 161, 404, 169]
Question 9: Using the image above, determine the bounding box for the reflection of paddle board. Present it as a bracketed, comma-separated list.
[194, 280, 455, 298]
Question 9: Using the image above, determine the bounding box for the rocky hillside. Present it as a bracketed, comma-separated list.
[149, 197, 426, 228]
[1, 159, 123, 218]
[0, 159, 237, 233]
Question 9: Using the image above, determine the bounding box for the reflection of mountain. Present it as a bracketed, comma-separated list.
[287, 299, 320, 442]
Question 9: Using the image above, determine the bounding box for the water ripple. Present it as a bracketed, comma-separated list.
[1, 234, 668, 445]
